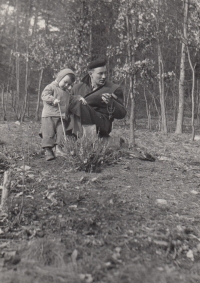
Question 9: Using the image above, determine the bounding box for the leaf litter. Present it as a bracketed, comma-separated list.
[1, 122, 200, 282]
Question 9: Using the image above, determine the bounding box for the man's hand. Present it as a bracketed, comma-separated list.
[79, 97, 87, 105]
[102, 93, 112, 104]
[53, 98, 60, 105]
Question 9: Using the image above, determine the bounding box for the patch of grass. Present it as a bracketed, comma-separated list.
[62, 135, 122, 173]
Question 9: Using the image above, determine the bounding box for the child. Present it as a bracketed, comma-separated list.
[41, 68, 75, 161]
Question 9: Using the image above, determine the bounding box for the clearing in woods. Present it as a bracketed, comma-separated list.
[1, 120, 200, 283]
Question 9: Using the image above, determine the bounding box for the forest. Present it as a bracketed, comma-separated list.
[0, 0, 200, 138]
[1, 1, 200, 283]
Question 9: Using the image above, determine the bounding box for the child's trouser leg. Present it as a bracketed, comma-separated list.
[41, 117, 59, 148]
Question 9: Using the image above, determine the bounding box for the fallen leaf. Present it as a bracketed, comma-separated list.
[20, 165, 31, 171]
[105, 262, 111, 267]
[79, 274, 93, 283]
[15, 192, 23, 198]
[69, 205, 77, 209]
[115, 247, 121, 253]
[155, 199, 168, 207]
[109, 199, 114, 205]
[0, 242, 9, 248]
[186, 249, 194, 261]
[153, 240, 168, 247]
[3, 251, 17, 257]
[80, 176, 88, 183]
[71, 249, 78, 264]
[46, 192, 57, 204]
[27, 174, 35, 179]
[176, 225, 185, 232]
[85, 274, 93, 283]
[191, 190, 199, 195]
[26, 195, 34, 199]
[157, 156, 172, 161]
[79, 274, 86, 280]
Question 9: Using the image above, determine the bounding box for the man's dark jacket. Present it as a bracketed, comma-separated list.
[67, 76, 127, 136]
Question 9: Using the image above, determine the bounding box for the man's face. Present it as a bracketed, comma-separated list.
[89, 66, 107, 87]
[59, 75, 74, 91]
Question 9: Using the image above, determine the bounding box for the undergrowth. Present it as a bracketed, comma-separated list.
[62, 135, 123, 173]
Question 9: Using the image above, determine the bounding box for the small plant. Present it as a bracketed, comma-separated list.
[62, 135, 121, 173]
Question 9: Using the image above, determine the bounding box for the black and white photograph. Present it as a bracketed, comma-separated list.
[0, 0, 200, 282]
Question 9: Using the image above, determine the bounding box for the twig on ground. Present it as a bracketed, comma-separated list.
[0, 169, 12, 213]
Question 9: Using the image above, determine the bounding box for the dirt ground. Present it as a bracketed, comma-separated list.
[1, 120, 200, 283]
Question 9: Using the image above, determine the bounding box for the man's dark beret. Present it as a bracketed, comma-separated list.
[87, 58, 107, 70]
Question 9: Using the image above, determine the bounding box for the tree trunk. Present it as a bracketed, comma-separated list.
[129, 76, 135, 146]
[175, 0, 188, 134]
[125, 8, 137, 147]
[1, 86, 6, 121]
[32, 0, 39, 36]
[172, 81, 177, 122]
[197, 79, 200, 125]
[20, 0, 31, 121]
[191, 68, 195, 140]
[35, 68, 44, 121]
[15, 0, 20, 117]
[88, 1, 92, 60]
[143, 86, 151, 130]
[157, 42, 167, 133]
[20, 52, 29, 122]
[187, 47, 196, 140]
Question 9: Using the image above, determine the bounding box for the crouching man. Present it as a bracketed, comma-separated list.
[67, 58, 127, 137]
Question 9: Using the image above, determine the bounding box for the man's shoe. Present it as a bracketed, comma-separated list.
[45, 148, 55, 161]
[55, 145, 67, 157]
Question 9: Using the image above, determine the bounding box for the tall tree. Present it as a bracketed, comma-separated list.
[175, 0, 189, 134]
[152, 0, 168, 133]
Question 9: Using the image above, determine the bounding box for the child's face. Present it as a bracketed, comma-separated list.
[59, 75, 74, 91]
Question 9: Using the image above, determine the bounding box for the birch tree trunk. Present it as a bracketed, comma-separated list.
[35, 68, 44, 121]
[154, 0, 167, 133]
[125, 8, 137, 147]
[129, 76, 135, 146]
[143, 87, 151, 130]
[197, 79, 200, 125]
[187, 47, 196, 140]
[175, 0, 188, 134]
[157, 42, 167, 133]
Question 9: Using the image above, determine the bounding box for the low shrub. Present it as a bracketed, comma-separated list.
[62, 135, 122, 173]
